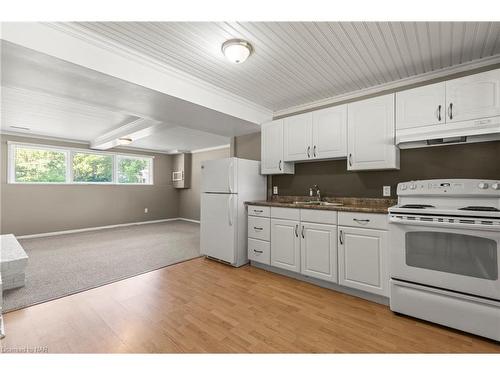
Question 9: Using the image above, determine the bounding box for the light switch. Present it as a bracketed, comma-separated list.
[383, 186, 391, 197]
[273, 186, 278, 195]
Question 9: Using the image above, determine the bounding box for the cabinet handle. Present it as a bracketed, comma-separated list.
[349, 153, 353, 167]
[253, 249, 263, 254]
[339, 230, 344, 245]
[295, 224, 298, 237]
[448, 103, 453, 120]
[253, 226, 263, 231]
[279, 160, 282, 171]
[301, 225, 305, 238]
[313, 145, 317, 157]
[253, 209, 263, 213]
[353, 218, 370, 224]
[307, 146, 311, 158]
[437, 105, 442, 121]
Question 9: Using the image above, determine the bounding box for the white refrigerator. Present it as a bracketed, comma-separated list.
[200, 157, 266, 267]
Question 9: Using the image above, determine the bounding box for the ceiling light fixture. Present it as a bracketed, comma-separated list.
[221, 39, 253, 64]
[117, 137, 133, 146]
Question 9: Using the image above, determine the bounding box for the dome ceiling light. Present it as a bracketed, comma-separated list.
[117, 137, 133, 146]
[221, 39, 253, 64]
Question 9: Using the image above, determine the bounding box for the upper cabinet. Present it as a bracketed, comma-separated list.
[284, 113, 313, 161]
[312, 105, 348, 159]
[396, 68, 500, 130]
[261, 119, 294, 175]
[396, 82, 445, 130]
[283, 105, 347, 162]
[446, 69, 500, 123]
[347, 94, 400, 171]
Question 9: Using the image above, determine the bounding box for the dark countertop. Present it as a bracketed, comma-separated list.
[245, 196, 396, 214]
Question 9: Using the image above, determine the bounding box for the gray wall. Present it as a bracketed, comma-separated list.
[233, 132, 261, 161]
[178, 147, 231, 221]
[1, 134, 179, 236]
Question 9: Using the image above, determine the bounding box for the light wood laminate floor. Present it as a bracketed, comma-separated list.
[1, 257, 499, 353]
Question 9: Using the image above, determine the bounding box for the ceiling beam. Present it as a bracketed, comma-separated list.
[1, 22, 273, 125]
[90, 118, 163, 150]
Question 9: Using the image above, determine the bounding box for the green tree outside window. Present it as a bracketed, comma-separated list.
[15, 148, 66, 183]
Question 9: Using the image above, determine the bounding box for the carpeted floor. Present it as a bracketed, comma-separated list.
[2, 220, 201, 312]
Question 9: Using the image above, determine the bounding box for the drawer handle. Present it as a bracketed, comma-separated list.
[253, 209, 263, 213]
[353, 218, 370, 223]
[253, 249, 263, 254]
[253, 227, 263, 231]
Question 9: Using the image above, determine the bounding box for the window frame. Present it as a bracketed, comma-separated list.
[7, 141, 154, 185]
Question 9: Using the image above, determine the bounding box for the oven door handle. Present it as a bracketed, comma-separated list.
[389, 216, 500, 231]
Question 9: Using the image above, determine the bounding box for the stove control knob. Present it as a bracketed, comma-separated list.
[409, 183, 417, 190]
[492, 183, 500, 190]
[478, 182, 489, 189]
[400, 184, 407, 190]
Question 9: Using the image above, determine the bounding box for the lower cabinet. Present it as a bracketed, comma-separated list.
[271, 218, 300, 272]
[300, 222, 337, 283]
[338, 226, 389, 297]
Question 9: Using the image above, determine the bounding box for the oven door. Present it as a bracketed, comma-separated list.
[389, 218, 500, 300]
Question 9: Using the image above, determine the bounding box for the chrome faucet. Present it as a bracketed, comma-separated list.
[309, 184, 321, 201]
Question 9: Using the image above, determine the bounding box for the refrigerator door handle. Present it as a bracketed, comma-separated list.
[228, 195, 234, 226]
[228, 159, 233, 193]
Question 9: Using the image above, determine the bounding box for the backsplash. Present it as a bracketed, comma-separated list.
[271, 141, 500, 198]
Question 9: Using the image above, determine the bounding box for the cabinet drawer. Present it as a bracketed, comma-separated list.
[248, 216, 270, 241]
[300, 209, 337, 225]
[271, 207, 300, 220]
[248, 205, 270, 217]
[248, 238, 271, 265]
[338, 211, 388, 230]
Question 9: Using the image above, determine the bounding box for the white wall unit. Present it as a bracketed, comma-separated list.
[261, 119, 294, 175]
[338, 226, 388, 297]
[312, 105, 347, 159]
[446, 69, 500, 123]
[270, 218, 301, 272]
[396, 82, 445, 130]
[284, 113, 313, 161]
[300, 222, 337, 283]
[347, 94, 399, 170]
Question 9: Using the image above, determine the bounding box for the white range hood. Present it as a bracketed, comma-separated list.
[396, 116, 500, 149]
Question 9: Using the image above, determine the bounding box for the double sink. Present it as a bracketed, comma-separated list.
[292, 200, 343, 207]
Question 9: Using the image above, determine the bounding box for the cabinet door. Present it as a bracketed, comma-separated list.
[446, 69, 500, 123]
[271, 218, 300, 272]
[396, 82, 445, 130]
[347, 94, 399, 170]
[284, 112, 313, 161]
[300, 222, 337, 283]
[338, 226, 388, 296]
[312, 105, 347, 159]
[261, 119, 294, 175]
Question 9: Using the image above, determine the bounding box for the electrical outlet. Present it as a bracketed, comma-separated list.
[144, 208, 148, 213]
[383, 186, 391, 197]
[273, 186, 278, 195]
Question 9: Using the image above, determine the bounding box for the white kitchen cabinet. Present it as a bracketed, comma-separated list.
[347, 94, 400, 170]
[270, 218, 300, 272]
[312, 105, 347, 159]
[283, 105, 347, 162]
[396, 82, 445, 130]
[300, 222, 337, 283]
[446, 69, 500, 123]
[261, 119, 294, 175]
[284, 112, 313, 161]
[338, 226, 388, 297]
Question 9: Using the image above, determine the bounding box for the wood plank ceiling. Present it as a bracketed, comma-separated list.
[71, 22, 500, 112]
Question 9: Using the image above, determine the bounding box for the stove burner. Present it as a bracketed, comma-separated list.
[459, 206, 500, 212]
[400, 204, 435, 209]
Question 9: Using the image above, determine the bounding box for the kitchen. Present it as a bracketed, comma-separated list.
[1, 4, 500, 373]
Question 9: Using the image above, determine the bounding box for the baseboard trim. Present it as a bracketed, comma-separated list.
[15, 218, 200, 239]
[177, 218, 200, 224]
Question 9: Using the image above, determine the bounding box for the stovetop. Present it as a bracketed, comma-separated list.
[459, 206, 500, 212]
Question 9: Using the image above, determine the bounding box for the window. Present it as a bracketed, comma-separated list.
[73, 152, 113, 183]
[12, 145, 68, 183]
[117, 156, 152, 184]
[8, 142, 153, 185]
